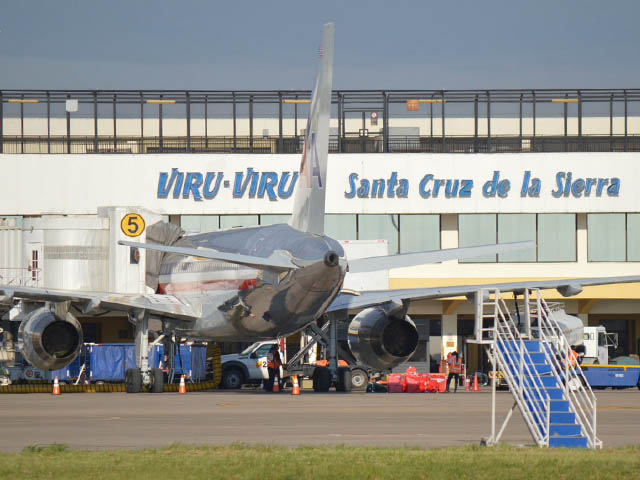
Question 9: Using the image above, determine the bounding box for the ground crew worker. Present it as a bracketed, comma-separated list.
[568, 349, 579, 369]
[446, 351, 462, 393]
[266, 344, 282, 392]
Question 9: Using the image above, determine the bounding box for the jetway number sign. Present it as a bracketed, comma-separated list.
[121, 213, 146, 238]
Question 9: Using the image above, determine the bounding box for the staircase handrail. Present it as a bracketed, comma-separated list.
[533, 293, 601, 449]
[488, 290, 552, 446]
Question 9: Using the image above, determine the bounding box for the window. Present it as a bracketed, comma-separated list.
[180, 215, 219, 234]
[358, 214, 399, 254]
[400, 215, 440, 253]
[537, 214, 576, 262]
[324, 214, 356, 240]
[588, 214, 625, 261]
[219, 215, 259, 229]
[628, 214, 640, 261]
[498, 214, 536, 262]
[459, 214, 497, 262]
[260, 214, 291, 225]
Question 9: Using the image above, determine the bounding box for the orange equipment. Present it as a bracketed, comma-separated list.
[472, 373, 480, 392]
[466, 375, 471, 391]
[179, 375, 187, 394]
[272, 374, 280, 393]
[291, 375, 300, 395]
[52, 376, 60, 396]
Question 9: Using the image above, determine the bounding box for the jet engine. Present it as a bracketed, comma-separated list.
[347, 304, 419, 370]
[19, 307, 83, 371]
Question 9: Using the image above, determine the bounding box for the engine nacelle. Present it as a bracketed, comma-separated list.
[347, 305, 419, 370]
[19, 307, 83, 371]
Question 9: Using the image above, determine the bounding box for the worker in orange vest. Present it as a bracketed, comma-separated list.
[446, 351, 462, 393]
[568, 349, 579, 369]
[266, 344, 282, 392]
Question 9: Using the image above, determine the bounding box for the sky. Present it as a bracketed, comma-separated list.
[1, 0, 640, 91]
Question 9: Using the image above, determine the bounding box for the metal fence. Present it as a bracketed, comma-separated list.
[2, 88, 640, 154]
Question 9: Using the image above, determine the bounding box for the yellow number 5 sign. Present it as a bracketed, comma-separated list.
[121, 213, 146, 238]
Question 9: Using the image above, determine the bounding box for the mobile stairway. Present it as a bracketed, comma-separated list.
[469, 288, 601, 449]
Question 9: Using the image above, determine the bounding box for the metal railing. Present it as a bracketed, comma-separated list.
[2, 88, 640, 154]
[480, 289, 552, 447]
[3, 134, 640, 155]
[532, 296, 601, 449]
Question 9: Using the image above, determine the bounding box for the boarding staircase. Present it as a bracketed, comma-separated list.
[470, 288, 600, 449]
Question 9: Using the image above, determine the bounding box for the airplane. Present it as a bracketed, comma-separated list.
[1, 23, 639, 393]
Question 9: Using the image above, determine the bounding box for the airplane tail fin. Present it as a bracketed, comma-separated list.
[289, 22, 334, 235]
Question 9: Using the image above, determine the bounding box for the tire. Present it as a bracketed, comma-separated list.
[313, 367, 331, 392]
[350, 368, 368, 392]
[337, 367, 352, 393]
[222, 368, 244, 389]
[125, 368, 142, 393]
[150, 368, 164, 393]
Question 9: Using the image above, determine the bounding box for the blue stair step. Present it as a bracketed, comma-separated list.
[527, 400, 570, 413]
[500, 340, 542, 353]
[550, 424, 582, 436]
[550, 412, 575, 424]
[549, 435, 588, 448]
[501, 352, 547, 364]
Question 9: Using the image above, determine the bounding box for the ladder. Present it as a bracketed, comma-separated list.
[469, 288, 601, 449]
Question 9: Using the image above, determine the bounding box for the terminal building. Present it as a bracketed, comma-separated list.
[1, 88, 639, 374]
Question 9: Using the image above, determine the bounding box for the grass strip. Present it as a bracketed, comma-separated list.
[0, 443, 639, 479]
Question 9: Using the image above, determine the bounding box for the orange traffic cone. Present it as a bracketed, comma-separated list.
[291, 375, 300, 396]
[466, 375, 471, 391]
[179, 375, 187, 394]
[272, 374, 280, 393]
[472, 373, 480, 392]
[52, 376, 60, 396]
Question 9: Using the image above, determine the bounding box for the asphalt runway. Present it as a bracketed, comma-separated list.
[0, 389, 638, 451]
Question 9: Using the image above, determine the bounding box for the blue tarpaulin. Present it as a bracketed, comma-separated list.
[88, 344, 136, 381]
[149, 345, 207, 381]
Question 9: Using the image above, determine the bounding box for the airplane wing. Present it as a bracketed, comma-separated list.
[118, 241, 299, 271]
[0, 286, 200, 322]
[327, 275, 640, 312]
[348, 241, 534, 273]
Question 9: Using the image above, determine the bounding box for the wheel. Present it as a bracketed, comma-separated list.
[150, 368, 164, 393]
[222, 368, 244, 389]
[312, 367, 331, 392]
[337, 367, 352, 393]
[125, 368, 142, 393]
[350, 368, 368, 392]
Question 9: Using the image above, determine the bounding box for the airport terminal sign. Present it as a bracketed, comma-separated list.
[1, 153, 639, 215]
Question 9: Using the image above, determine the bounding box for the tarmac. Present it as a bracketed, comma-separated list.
[0, 388, 638, 452]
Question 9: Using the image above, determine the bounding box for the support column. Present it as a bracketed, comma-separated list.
[577, 213, 587, 264]
[441, 313, 458, 360]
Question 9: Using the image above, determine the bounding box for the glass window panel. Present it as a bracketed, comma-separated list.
[180, 215, 219, 234]
[498, 214, 536, 262]
[588, 214, 625, 261]
[627, 214, 640, 261]
[219, 215, 259, 229]
[324, 214, 357, 240]
[260, 214, 291, 226]
[358, 214, 399, 254]
[459, 214, 497, 263]
[400, 215, 440, 253]
[538, 214, 576, 262]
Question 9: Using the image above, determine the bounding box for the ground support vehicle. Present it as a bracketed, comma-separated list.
[580, 326, 640, 390]
[220, 313, 373, 392]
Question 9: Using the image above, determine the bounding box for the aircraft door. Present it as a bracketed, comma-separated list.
[25, 243, 43, 287]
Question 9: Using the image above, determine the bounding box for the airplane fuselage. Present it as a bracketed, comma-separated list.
[158, 224, 346, 340]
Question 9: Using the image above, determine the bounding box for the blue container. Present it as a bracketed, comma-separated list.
[582, 365, 640, 388]
[87, 344, 136, 381]
[149, 345, 207, 381]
